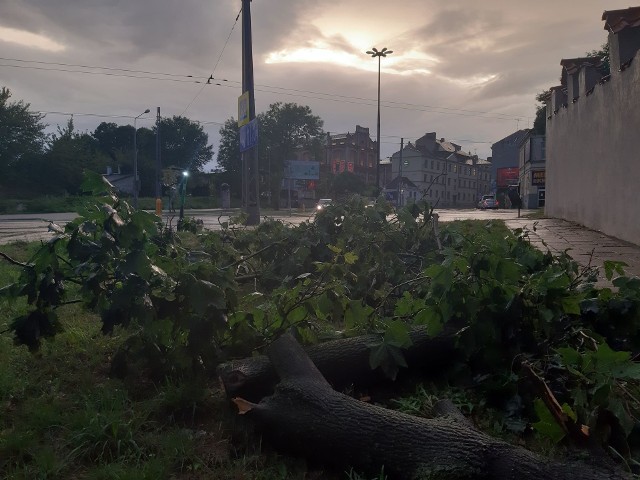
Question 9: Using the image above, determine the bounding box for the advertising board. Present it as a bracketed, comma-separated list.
[531, 169, 546, 186]
[285, 160, 320, 180]
[496, 167, 519, 187]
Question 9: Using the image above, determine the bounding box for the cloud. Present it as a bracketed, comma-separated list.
[0, 0, 632, 167]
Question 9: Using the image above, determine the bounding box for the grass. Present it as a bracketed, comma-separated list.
[0, 230, 569, 479]
[0, 239, 346, 479]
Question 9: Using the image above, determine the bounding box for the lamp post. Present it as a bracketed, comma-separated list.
[133, 108, 150, 209]
[179, 170, 189, 221]
[366, 46, 393, 194]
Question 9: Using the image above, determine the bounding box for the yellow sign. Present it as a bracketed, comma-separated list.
[532, 169, 545, 186]
[238, 92, 250, 127]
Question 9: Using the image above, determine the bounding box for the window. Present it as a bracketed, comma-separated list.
[431, 161, 434, 169]
[453, 165, 457, 173]
[424, 174, 427, 182]
[437, 162, 440, 170]
[448, 164, 452, 172]
[448, 178, 451, 186]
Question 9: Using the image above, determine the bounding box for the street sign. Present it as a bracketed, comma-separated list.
[238, 92, 250, 127]
[239, 118, 258, 152]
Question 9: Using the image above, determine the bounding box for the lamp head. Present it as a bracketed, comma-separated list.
[144, 109, 150, 114]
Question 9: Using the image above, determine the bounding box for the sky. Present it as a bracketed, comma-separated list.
[0, 0, 630, 171]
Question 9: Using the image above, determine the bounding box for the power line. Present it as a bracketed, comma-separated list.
[181, 7, 242, 115]
[0, 56, 198, 79]
[1, 59, 529, 122]
[0, 63, 202, 84]
[36, 109, 226, 127]
[206, 75, 524, 121]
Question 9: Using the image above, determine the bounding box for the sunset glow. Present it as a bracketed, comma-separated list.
[0, 26, 65, 52]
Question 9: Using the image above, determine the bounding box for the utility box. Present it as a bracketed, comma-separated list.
[221, 183, 230, 209]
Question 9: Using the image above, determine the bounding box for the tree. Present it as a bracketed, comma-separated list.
[215, 118, 242, 197]
[532, 90, 550, 135]
[92, 122, 135, 169]
[30, 117, 110, 194]
[0, 87, 47, 183]
[586, 42, 610, 76]
[331, 171, 367, 197]
[259, 103, 324, 208]
[216, 103, 325, 208]
[153, 116, 213, 172]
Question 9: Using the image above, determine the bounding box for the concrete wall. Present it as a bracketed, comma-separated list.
[546, 48, 640, 245]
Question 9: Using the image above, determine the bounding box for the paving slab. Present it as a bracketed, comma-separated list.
[505, 217, 640, 287]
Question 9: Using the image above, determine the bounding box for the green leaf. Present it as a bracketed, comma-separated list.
[557, 347, 582, 367]
[414, 309, 443, 337]
[384, 320, 412, 348]
[603, 260, 627, 281]
[343, 251, 358, 265]
[532, 398, 565, 443]
[561, 296, 581, 315]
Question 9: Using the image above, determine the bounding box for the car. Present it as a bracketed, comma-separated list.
[316, 198, 333, 211]
[477, 195, 499, 210]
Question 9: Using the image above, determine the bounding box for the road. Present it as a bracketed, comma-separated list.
[0, 208, 527, 245]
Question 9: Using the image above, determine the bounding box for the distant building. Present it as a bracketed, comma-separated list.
[518, 132, 546, 209]
[291, 125, 377, 202]
[323, 125, 377, 185]
[490, 130, 530, 186]
[387, 132, 492, 208]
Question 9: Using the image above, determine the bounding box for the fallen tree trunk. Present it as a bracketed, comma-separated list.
[234, 332, 630, 480]
[217, 325, 458, 401]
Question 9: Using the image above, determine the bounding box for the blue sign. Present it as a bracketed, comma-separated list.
[285, 160, 320, 180]
[239, 118, 258, 152]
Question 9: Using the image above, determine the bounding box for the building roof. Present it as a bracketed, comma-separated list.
[603, 6, 640, 33]
[492, 129, 530, 149]
[386, 176, 419, 190]
[560, 57, 601, 75]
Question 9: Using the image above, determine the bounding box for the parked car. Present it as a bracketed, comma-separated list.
[316, 198, 333, 211]
[477, 195, 499, 210]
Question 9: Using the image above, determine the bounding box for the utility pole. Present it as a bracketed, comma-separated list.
[397, 138, 404, 207]
[241, 0, 260, 225]
[155, 107, 162, 215]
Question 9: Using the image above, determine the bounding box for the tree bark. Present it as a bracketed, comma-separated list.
[217, 325, 458, 401]
[234, 332, 631, 480]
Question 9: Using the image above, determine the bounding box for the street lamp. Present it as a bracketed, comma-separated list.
[366, 46, 393, 194]
[179, 170, 189, 221]
[133, 108, 150, 208]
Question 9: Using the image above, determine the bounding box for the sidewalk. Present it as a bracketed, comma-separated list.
[505, 217, 640, 285]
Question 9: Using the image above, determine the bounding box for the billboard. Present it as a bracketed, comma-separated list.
[496, 167, 519, 187]
[285, 160, 320, 180]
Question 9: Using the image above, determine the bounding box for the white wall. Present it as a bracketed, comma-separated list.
[546, 50, 640, 245]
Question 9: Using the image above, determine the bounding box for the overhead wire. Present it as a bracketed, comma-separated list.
[180, 7, 242, 115]
[0, 59, 528, 122]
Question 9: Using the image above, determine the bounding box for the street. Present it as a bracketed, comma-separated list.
[0, 209, 518, 245]
[0, 208, 527, 246]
